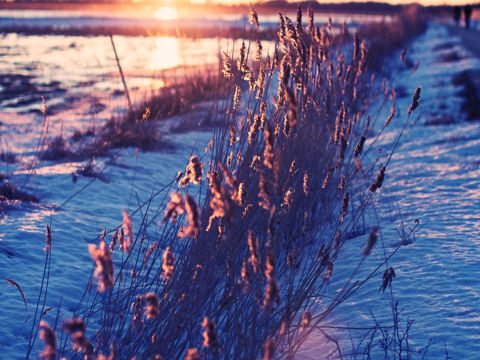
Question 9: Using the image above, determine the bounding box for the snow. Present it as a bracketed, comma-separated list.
[299, 23, 480, 359]
[1, 21, 479, 358]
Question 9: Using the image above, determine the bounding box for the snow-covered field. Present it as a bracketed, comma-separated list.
[377, 24, 480, 358]
[0, 21, 479, 358]
[300, 23, 480, 359]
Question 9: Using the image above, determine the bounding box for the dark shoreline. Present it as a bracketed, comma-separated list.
[0, 24, 278, 39]
[0, 1, 402, 16]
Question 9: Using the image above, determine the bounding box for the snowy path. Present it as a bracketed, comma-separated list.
[448, 24, 480, 59]
[316, 22, 480, 359]
[378, 24, 480, 358]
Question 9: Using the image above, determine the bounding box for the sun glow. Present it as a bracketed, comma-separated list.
[148, 37, 181, 71]
[154, 6, 179, 21]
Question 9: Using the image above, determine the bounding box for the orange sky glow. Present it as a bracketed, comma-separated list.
[170, 0, 477, 6]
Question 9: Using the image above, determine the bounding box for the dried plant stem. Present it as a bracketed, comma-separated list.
[109, 34, 134, 116]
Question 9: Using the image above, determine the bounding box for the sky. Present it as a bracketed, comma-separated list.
[180, 0, 477, 7]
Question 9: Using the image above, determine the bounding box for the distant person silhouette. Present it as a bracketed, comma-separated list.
[464, 5, 472, 29]
[454, 6, 461, 26]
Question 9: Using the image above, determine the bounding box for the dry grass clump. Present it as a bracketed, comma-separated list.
[39, 115, 169, 164]
[453, 71, 480, 120]
[0, 150, 16, 164]
[71, 159, 109, 183]
[43, 73, 222, 163]
[0, 181, 38, 212]
[360, 5, 427, 70]
[41, 117, 166, 162]
[95, 117, 165, 151]
[0, 145, 38, 212]
[40, 135, 75, 161]
[30, 7, 423, 359]
[126, 72, 223, 124]
[4, 22, 279, 41]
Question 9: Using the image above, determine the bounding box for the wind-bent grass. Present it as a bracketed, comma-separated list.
[29, 6, 426, 360]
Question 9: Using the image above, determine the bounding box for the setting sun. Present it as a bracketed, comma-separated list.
[154, 6, 180, 20]
[148, 37, 181, 70]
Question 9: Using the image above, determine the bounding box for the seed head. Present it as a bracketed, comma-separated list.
[370, 166, 386, 192]
[307, 8, 314, 33]
[228, 126, 236, 147]
[249, 5, 259, 27]
[400, 46, 407, 62]
[256, 67, 266, 99]
[162, 246, 175, 282]
[384, 105, 396, 128]
[339, 192, 350, 223]
[334, 104, 346, 143]
[408, 86, 421, 115]
[40, 97, 47, 116]
[303, 172, 310, 196]
[185, 348, 202, 360]
[278, 13, 287, 44]
[44, 224, 52, 252]
[183, 194, 201, 238]
[164, 192, 200, 238]
[233, 85, 242, 110]
[164, 192, 184, 221]
[353, 33, 360, 62]
[180, 156, 203, 187]
[39, 320, 56, 360]
[338, 175, 346, 191]
[63, 318, 93, 355]
[88, 240, 114, 292]
[248, 114, 261, 144]
[263, 253, 280, 310]
[262, 339, 275, 360]
[258, 170, 271, 210]
[221, 52, 233, 79]
[323, 260, 333, 281]
[145, 292, 160, 319]
[255, 40, 263, 62]
[354, 135, 366, 158]
[143, 241, 158, 265]
[234, 182, 246, 206]
[363, 227, 379, 256]
[282, 187, 294, 210]
[301, 311, 312, 329]
[263, 123, 275, 170]
[296, 4, 303, 34]
[380, 266, 396, 292]
[121, 209, 132, 253]
[322, 168, 332, 189]
[247, 231, 260, 273]
[202, 317, 220, 352]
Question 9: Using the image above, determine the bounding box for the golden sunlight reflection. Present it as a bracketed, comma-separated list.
[148, 37, 181, 70]
[155, 6, 179, 21]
